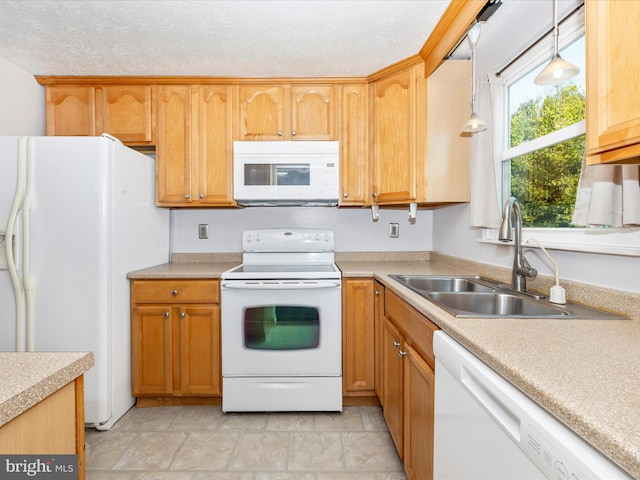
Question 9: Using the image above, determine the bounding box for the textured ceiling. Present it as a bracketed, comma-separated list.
[0, 0, 450, 77]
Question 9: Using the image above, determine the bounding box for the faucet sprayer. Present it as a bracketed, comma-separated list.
[499, 197, 537, 292]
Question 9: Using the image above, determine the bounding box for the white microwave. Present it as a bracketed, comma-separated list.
[233, 141, 339, 206]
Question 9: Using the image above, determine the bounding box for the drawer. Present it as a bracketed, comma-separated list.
[385, 289, 438, 369]
[132, 279, 219, 304]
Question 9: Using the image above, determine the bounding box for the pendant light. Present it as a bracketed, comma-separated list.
[461, 22, 487, 133]
[534, 0, 579, 85]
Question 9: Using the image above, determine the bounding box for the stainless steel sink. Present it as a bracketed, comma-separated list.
[389, 275, 628, 319]
[427, 292, 570, 317]
[391, 275, 495, 294]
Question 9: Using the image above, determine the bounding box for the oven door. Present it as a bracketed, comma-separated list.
[221, 280, 342, 377]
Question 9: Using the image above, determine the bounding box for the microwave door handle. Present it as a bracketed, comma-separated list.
[222, 282, 341, 290]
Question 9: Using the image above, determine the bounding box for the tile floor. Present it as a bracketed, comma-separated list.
[85, 405, 407, 479]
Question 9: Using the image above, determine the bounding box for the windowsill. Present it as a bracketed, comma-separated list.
[479, 228, 640, 257]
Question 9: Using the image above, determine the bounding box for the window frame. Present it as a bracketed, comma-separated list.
[485, 8, 640, 257]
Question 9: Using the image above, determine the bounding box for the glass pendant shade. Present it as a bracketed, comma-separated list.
[534, 0, 580, 86]
[461, 113, 487, 133]
[534, 53, 579, 85]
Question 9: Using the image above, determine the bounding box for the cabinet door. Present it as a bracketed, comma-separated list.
[403, 343, 435, 480]
[371, 67, 418, 203]
[45, 86, 96, 136]
[290, 85, 336, 140]
[178, 305, 221, 395]
[237, 85, 285, 140]
[98, 85, 153, 143]
[342, 279, 376, 396]
[339, 84, 369, 205]
[131, 305, 173, 395]
[195, 85, 235, 205]
[373, 281, 385, 400]
[156, 85, 193, 205]
[586, 1, 640, 164]
[426, 60, 471, 202]
[382, 317, 404, 457]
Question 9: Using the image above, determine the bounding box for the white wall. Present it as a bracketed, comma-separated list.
[171, 206, 433, 253]
[0, 58, 45, 135]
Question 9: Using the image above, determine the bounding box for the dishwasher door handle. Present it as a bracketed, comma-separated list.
[461, 365, 521, 442]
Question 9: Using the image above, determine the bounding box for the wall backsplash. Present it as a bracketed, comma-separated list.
[170, 206, 433, 253]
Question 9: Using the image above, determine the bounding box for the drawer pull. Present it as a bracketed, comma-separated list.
[393, 341, 401, 348]
[171, 290, 178, 296]
[164, 311, 170, 318]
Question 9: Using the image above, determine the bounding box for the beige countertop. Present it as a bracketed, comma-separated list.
[128, 252, 640, 478]
[0, 351, 95, 427]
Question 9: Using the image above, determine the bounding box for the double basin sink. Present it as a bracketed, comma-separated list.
[390, 275, 627, 319]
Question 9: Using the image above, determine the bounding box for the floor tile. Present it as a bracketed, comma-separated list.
[315, 408, 363, 431]
[85, 429, 137, 469]
[288, 432, 344, 470]
[170, 432, 239, 470]
[229, 432, 290, 470]
[112, 432, 188, 470]
[169, 406, 224, 431]
[343, 432, 404, 471]
[266, 412, 316, 431]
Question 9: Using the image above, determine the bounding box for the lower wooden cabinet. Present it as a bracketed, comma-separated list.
[382, 316, 405, 457]
[130, 279, 221, 400]
[378, 288, 438, 479]
[342, 278, 376, 397]
[403, 343, 435, 480]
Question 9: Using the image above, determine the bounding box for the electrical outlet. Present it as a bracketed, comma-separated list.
[389, 223, 399, 238]
[198, 224, 209, 239]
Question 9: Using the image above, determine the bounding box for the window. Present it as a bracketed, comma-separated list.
[502, 34, 586, 228]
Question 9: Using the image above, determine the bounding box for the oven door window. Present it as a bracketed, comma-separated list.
[244, 305, 319, 350]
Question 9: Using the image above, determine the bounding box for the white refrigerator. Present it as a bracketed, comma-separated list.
[0, 135, 170, 430]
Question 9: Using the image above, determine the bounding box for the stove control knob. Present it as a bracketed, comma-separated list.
[246, 235, 252, 243]
[256, 234, 261, 242]
[324, 234, 330, 242]
[315, 234, 321, 241]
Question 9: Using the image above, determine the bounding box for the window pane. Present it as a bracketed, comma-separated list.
[244, 305, 320, 350]
[508, 37, 586, 148]
[505, 135, 584, 227]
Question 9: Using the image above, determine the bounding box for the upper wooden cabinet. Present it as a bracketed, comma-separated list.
[339, 84, 369, 205]
[97, 85, 154, 143]
[44, 84, 154, 145]
[425, 60, 471, 203]
[45, 86, 96, 137]
[156, 85, 235, 207]
[370, 62, 426, 205]
[586, 0, 640, 165]
[237, 84, 336, 140]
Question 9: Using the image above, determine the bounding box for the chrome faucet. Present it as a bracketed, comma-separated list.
[499, 197, 537, 292]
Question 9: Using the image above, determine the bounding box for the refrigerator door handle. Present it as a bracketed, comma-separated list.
[23, 138, 36, 352]
[6, 137, 27, 352]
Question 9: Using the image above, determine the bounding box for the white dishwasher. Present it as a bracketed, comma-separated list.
[433, 331, 632, 480]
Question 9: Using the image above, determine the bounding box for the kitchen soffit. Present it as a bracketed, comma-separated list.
[0, 0, 449, 77]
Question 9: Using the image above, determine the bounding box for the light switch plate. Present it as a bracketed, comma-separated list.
[198, 224, 209, 240]
[389, 223, 399, 238]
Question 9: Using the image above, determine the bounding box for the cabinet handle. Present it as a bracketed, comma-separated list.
[278, 130, 283, 136]
[398, 350, 408, 357]
[171, 290, 178, 296]
[343, 193, 348, 198]
[184, 194, 190, 199]
[375, 290, 381, 296]
[292, 130, 297, 136]
[180, 312, 185, 319]
[393, 341, 401, 348]
[164, 311, 170, 318]
[372, 192, 378, 198]
[199, 194, 204, 199]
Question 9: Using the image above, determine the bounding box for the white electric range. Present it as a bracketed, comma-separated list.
[221, 228, 342, 412]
